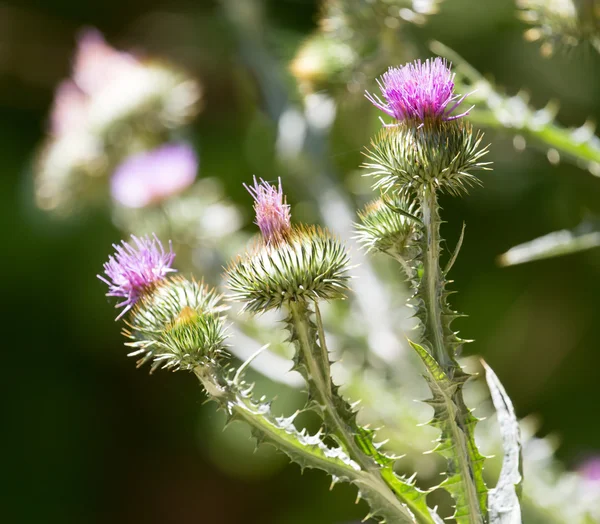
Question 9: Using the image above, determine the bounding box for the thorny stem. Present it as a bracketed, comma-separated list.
[417, 185, 485, 523]
[288, 300, 433, 524]
[193, 364, 420, 524]
[419, 186, 455, 375]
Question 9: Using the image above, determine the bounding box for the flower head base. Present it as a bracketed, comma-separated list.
[110, 143, 198, 208]
[363, 121, 490, 196]
[244, 176, 292, 244]
[366, 58, 471, 124]
[226, 226, 350, 313]
[98, 234, 176, 319]
[125, 277, 227, 372]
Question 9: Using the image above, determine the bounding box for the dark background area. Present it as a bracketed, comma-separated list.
[3, 0, 600, 522]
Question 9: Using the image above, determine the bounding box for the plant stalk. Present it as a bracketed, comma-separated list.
[420, 185, 455, 375]
[288, 300, 434, 524]
[417, 185, 486, 523]
[193, 364, 420, 524]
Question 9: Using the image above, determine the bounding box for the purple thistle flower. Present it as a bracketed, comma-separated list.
[243, 176, 291, 244]
[110, 143, 198, 208]
[579, 456, 600, 483]
[365, 58, 472, 124]
[98, 234, 176, 319]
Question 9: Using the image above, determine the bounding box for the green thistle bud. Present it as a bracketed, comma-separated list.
[355, 196, 418, 258]
[289, 34, 356, 93]
[363, 120, 490, 197]
[518, 0, 600, 56]
[226, 226, 350, 313]
[124, 276, 228, 372]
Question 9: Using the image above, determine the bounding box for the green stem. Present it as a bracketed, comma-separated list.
[288, 300, 433, 524]
[416, 186, 486, 523]
[420, 186, 455, 375]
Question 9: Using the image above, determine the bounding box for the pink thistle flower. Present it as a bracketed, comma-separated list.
[72, 28, 140, 96]
[49, 80, 89, 136]
[579, 456, 600, 483]
[110, 143, 198, 208]
[365, 58, 472, 124]
[244, 176, 291, 244]
[98, 234, 176, 319]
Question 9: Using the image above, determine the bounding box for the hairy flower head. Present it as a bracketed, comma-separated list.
[125, 276, 227, 372]
[98, 234, 176, 319]
[110, 143, 198, 208]
[365, 58, 471, 124]
[244, 176, 291, 244]
[226, 226, 350, 313]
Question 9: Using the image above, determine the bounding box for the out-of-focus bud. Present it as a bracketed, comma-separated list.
[517, 0, 599, 55]
[355, 197, 418, 257]
[110, 143, 198, 208]
[226, 226, 350, 313]
[125, 276, 227, 372]
[72, 28, 202, 138]
[363, 120, 490, 196]
[290, 34, 356, 93]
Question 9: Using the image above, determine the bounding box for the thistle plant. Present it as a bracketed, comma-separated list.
[98, 57, 529, 523]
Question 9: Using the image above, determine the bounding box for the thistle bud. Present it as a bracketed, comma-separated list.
[363, 121, 489, 196]
[355, 197, 418, 257]
[289, 34, 356, 93]
[125, 276, 227, 372]
[226, 225, 350, 313]
[517, 0, 595, 56]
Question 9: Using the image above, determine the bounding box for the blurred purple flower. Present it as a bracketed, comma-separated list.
[579, 456, 600, 483]
[110, 144, 198, 208]
[98, 234, 176, 319]
[365, 58, 471, 124]
[244, 176, 291, 244]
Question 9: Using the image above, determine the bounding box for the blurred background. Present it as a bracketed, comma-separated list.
[3, 0, 600, 522]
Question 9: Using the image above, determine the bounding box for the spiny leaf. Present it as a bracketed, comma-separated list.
[196, 365, 422, 524]
[483, 361, 523, 524]
[497, 222, 600, 266]
[409, 340, 487, 524]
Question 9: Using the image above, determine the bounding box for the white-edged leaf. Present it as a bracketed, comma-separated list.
[483, 361, 523, 524]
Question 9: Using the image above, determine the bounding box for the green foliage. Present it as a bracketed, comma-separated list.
[517, 0, 600, 56]
[431, 41, 600, 177]
[285, 299, 436, 524]
[498, 223, 600, 266]
[410, 341, 487, 523]
[195, 363, 426, 524]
